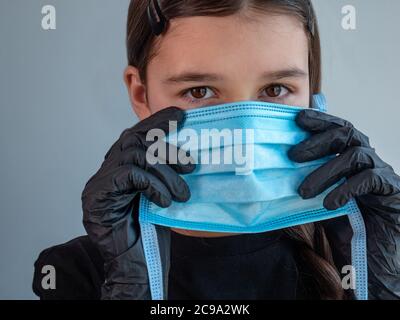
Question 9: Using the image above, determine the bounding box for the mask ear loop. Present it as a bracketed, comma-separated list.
[312, 93, 368, 300]
[346, 200, 368, 300]
[139, 195, 164, 300]
[147, 0, 168, 36]
[311, 93, 327, 112]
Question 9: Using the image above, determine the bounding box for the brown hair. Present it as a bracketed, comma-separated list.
[126, 0, 344, 300]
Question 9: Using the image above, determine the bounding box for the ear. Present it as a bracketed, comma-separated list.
[124, 66, 152, 120]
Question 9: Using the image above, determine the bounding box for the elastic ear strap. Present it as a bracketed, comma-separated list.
[312, 93, 327, 112]
[310, 94, 369, 299]
[140, 219, 164, 300]
[347, 199, 368, 300]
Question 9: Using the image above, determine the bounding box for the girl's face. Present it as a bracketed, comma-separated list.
[125, 10, 310, 120]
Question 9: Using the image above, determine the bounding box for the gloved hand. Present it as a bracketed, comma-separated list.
[288, 109, 400, 299]
[288, 109, 400, 213]
[82, 106, 195, 263]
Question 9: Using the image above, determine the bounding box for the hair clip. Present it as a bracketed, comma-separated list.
[147, 0, 167, 36]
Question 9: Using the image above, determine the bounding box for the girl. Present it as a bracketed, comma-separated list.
[81, 0, 400, 300]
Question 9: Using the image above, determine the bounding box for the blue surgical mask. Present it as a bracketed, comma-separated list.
[139, 94, 368, 300]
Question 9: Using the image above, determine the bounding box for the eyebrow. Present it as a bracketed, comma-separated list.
[264, 68, 308, 81]
[163, 72, 223, 84]
[163, 67, 308, 84]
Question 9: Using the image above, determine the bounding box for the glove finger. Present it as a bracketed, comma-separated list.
[147, 163, 191, 202]
[118, 148, 191, 202]
[114, 165, 173, 208]
[295, 109, 353, 132]
[288, 126, 370, 163]
[82, 164, 173, 215]
[143, 140, 196, 174]
[141, 173, 174, 208]
[119, 141, 196, 174]
[298, 146, 376, 199]
[323, 168, 390, 210]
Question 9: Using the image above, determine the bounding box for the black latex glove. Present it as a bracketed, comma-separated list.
[82, 107, 195, 262]
[288, 109, 400, 213]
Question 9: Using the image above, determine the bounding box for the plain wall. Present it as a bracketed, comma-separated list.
[0, 0, 399, 299]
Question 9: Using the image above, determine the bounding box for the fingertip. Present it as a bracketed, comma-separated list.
[178, 162, 196, 174]
[323, 197, 339, 211]
[169, 161, 196, 175]
[295, 109, 313, 125]
[165, 106, 183, 113]
[302, 108, 321, 117]
[172, 179, 192, 203]
[174, 188, 191, 203]
[163, 106, 185, 122]
[297, 109, 309, 118]
[145, 185, 172, 208]
[295, 109, 325, 132]
[155, 194, 172, 208]
[323, 191, 349, 211]
[288, 145, 308, 163]
[298, 185, 313, 200]
[287, 146, 300, 162]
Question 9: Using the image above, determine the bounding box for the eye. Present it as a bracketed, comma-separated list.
[263, 85, 290, 98]
[182, 86, 216, 103]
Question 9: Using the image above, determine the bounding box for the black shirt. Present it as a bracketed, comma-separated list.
[32, 232, 317, 300]
[168, 229, 312, 300]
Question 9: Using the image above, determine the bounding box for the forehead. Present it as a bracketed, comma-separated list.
[148, 12, 309, 76]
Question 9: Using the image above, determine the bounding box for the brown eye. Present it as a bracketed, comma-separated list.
[183, 86, 215, 103]
[190, 87, 208, 99]
[265, 85, 283, 97]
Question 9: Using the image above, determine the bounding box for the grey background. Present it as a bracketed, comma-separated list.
[0, 0, 398, 299]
